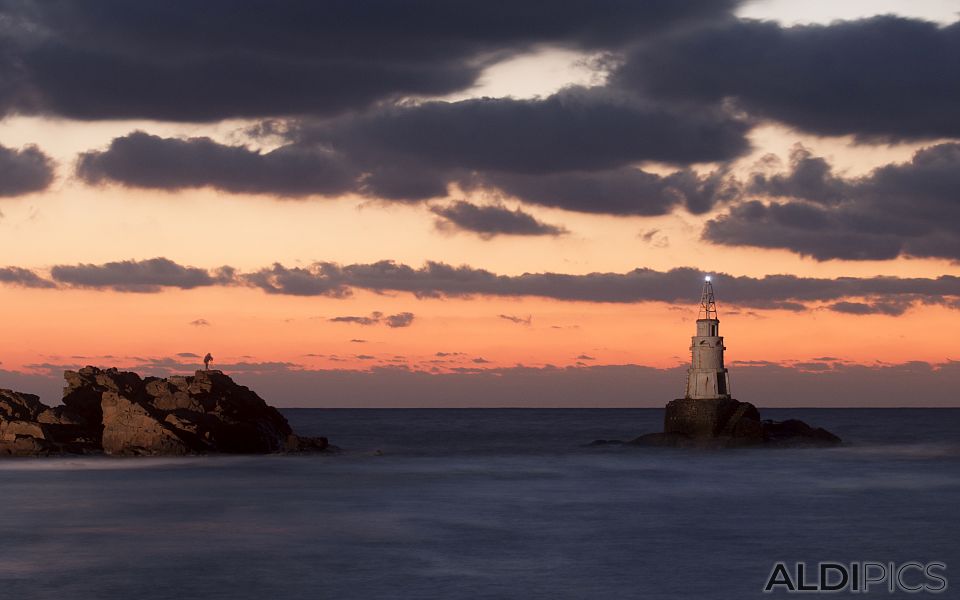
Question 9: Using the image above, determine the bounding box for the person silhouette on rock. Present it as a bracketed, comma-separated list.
[203, 353, 213, 370]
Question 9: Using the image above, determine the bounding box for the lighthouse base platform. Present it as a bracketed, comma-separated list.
[664, 397, 762, 439]
[626, 398, 841, 449]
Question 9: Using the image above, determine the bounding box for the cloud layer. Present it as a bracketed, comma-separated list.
[58, 12, 960, 244]
[329, 311, 416, 328]
[4, 7, 960, 276]
[76, 88, 751, 215]
[705, 144, 960, 261]
[304, 89, 751, 175]
[615, 16, 960, 140]
[5, 257, 958, 313]
[77, 132, 357, 197]
[49, 257, 234, 292]
[0, 0, 735, 121]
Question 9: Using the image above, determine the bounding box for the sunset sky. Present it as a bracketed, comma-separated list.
[1, 0, 958, 406]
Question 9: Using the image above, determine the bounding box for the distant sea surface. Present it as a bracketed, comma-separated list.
[2, 408, 958, 599]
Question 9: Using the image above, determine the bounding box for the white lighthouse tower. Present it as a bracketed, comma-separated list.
[684, 276, 731, 400]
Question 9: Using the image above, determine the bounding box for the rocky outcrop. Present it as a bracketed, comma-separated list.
[626, 398, 841, 449]
[1, 367, 331, 456]
[0, 388, 98, 456]
[761, 418, 841, 447]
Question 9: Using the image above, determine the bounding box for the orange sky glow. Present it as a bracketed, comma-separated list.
[1, 1, 958, 406]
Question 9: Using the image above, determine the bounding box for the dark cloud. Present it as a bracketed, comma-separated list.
[748, 146, 849, 205]
[432, 201, 567, 237]
[704, 143, 960, 260]
[75, 87, 750, 213]
[615, 16, 960, 140]
[188, 319, 210, 327]
[0, 0, 736, 121]
[827, 301, 912, 317]
[329, 311, 415, 328]
[350, 339, 367, 344]
[308, 88, 751, 177]
[329, 312, 383, 326]
[50, 257, 233, 292]
[0, 143, 55, 196]
[0, 266, 56, 288]
[237, 260, 960, 312]
[384, 312, 415, 328]
[479, 165, 739, 216]
[176, 352, 200, 358]
[77, 131, 358, 197]
[244, 263, 350, 298]
[577, 354, 596, 361]
[639, 229, 669, 248]
[499, 314, 532, 325]
[10, 258, 960, 313]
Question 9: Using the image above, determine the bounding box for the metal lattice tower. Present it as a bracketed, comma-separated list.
[697, 277, 718, 320]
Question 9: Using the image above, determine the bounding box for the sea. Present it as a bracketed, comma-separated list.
[1, 408, 958, 599]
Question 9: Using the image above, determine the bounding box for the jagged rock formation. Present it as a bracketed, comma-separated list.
[629, 398, 841, 448]
[0, 388, 98, 455]
[1, 367, 330, 456]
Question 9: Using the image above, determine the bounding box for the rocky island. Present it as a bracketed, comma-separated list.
[0, 367, 331, 456]
[594, 278, 841, 450]
[629, 397, 841, 448]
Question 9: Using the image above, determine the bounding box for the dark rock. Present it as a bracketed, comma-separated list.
[0, 367, 333, 457]
[286, 434, 332, 452]
[621, 397, 841, 450]
[62, 367, 110, 431]
[101, 390, 192, 456]
[762, 419, 843, 447]
[0, 433, 59, 456]
[0, 389, 73, 456]
[663, 397, 764, 444]
[0, 389, 47, 421]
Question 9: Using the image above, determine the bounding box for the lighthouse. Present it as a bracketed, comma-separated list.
[626, 275, 841, 447]
[684, 276, 731, 400]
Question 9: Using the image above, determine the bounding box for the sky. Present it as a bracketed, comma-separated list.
[0, 0, 958, 406]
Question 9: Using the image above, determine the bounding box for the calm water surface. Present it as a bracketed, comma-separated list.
[1, 408, 958, 599]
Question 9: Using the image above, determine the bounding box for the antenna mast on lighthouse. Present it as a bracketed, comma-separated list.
[698, 276, 718, 320]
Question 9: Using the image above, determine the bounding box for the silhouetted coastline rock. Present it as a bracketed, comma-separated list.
[761, 418, 842, 447]
[614, 398, 841, 449]
[1, 367, 332, 457]
[0, 388, 98, 456]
